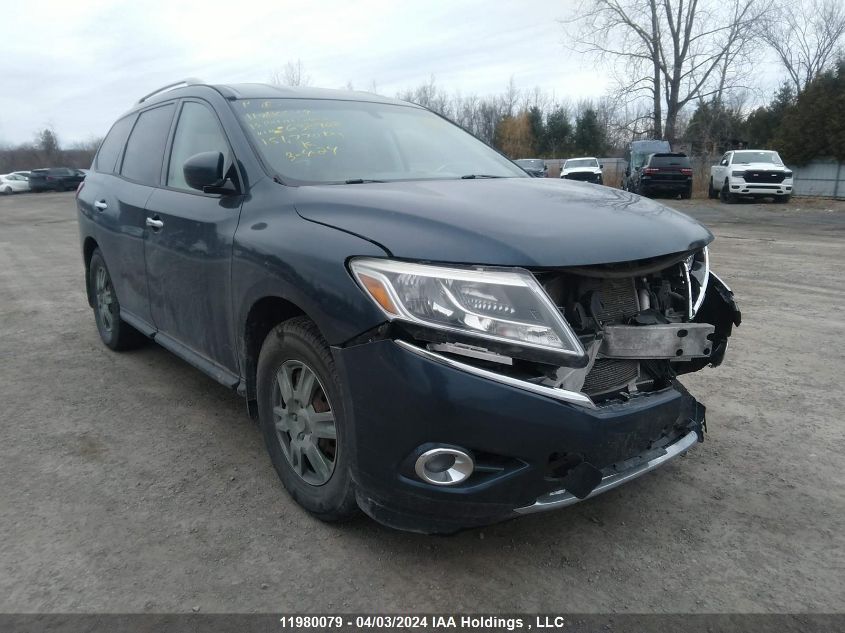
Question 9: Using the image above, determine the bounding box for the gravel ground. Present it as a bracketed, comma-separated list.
[0, 191, 843, 613]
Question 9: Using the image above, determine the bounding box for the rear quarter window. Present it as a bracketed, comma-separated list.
[120, 104, 176, 185]
[95, 115, 135, 174]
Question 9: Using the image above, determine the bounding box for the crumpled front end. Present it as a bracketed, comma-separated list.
[335, 247, 739, 532]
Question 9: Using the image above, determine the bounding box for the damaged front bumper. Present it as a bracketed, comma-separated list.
[332, 338, 710, 534]
[332, 269, 738, 533]
[515, 427, 699, 515]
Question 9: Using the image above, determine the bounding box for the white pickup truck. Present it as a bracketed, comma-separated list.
[709, 150, 793, 203]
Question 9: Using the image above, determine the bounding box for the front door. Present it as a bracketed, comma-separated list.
[143, 100, 243, 375]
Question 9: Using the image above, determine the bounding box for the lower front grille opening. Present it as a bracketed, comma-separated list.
[582, 359, 639, 396]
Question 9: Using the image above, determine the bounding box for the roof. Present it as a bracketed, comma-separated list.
[129, 79, 413, 113]
[215, 83, 410, 106]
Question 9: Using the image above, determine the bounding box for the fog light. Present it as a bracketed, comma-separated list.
[415, 448, 474, 486]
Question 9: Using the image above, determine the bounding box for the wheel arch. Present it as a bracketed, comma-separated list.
[83, 236, 100, 307]
[242, 295, 309, 419]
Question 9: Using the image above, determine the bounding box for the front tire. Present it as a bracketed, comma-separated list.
[2, 186, 11, 195]
[775, 194, 791, 203]
[256, 317, 358, 522]
[720, 180, 736, 204]
[87, 249, 145, 350]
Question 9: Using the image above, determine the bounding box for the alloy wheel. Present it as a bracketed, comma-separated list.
[95, 265, 116, 333]
[272, 360, 337, 486]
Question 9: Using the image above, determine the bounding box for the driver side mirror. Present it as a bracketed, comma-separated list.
[600, 164, 604, 169]
[183, 151, 237, 194]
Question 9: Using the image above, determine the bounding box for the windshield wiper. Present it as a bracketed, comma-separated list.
[344, 178, 385, 184]
[460, 174, 505, 179]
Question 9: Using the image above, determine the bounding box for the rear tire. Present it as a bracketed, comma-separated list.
[87, 249, 146, 350]
[681, 187, 692, 200]
[256, 317, 358, 522]
[708, 179, 718, 199]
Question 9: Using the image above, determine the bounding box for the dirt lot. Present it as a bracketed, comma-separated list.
[1, 192, 843, 614]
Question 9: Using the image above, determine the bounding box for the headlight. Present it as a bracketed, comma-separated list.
[349, 258, 585, 360]
[731, 171, 745, 177]
[784, 170, 793, 178]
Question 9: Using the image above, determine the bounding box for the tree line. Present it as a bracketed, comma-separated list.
[0, 128, 100, 174]
[683, 60, 845, 163]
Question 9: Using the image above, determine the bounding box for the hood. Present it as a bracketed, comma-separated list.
[734, 163, 790, 172]
[562, 166, 602, 174]
[292, 178, 712, 267]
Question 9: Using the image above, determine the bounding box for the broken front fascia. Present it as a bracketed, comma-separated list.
[375, 250, 740, 407]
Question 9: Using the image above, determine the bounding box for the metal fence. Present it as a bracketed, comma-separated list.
[789, 159, 844, 199]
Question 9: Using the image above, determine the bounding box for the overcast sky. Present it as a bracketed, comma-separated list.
[1, 0, 784, 146]
[0, 0, 601, 145]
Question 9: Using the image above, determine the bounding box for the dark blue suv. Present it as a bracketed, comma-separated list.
[77, 80, 740, 533]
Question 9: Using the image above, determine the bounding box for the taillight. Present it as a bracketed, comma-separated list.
[681, 168, 693, 175]
[46, 176, 55, 181]
[643, 168, 659, 174]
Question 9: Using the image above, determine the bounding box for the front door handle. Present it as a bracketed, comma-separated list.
[93, 200, 108, 211]
[145, 217, 164, 230]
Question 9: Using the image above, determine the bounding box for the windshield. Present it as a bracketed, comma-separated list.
[732, 151, 783, 165]
[564, 158, 598, 168]
[234, 98, 526, 184]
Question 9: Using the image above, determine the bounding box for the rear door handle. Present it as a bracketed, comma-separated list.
[145, 217, 164, 230]
[93, 200, 108, 211]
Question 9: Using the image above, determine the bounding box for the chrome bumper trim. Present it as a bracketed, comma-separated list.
[514, 429, 699, 515]
[394, 340, 596, 409]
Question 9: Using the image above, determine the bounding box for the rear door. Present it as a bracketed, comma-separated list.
[143, 99, 243, 377]
[95, 103, 176, 330]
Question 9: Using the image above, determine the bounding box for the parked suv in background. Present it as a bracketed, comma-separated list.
[621, 139, 671, 191]
[709, 150, 793, 203]
[630, 153, 693, 199]
[28, 167, 85, 192]
[77, 80, 740, 533]
[514, 158, 547, 177]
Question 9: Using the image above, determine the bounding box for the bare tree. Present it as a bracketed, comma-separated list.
[270, 59, 311, 87]
[759, 0, 845, 94]
[565, 0, 765, 142]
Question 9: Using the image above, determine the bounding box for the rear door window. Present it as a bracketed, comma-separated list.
[95, 115, 134, 173]
[121, 104, 176, 185]
[166, 101, 230, 191]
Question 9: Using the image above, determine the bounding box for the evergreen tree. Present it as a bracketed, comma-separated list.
[745, 84, 795, 148]
[527, 106, 545, 154]
[573, 108, 607, 156]
[545, 107, 573, 158]
[774, 61, 845, 163]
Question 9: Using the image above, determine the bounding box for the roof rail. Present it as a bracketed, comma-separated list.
[137, 78, 204, 104]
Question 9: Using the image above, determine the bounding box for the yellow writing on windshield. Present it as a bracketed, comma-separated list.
[242, 103, 344, 162]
